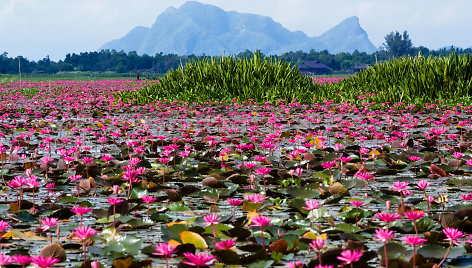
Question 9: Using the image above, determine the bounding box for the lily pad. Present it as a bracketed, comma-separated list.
[180, 231, 208, 249]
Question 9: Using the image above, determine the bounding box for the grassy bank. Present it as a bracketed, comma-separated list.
[0, 71, 164, 82]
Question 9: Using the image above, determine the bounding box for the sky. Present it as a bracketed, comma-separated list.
[1, 0, 471, 61]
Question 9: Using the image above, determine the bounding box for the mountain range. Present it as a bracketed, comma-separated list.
[100, 1, 377, 56]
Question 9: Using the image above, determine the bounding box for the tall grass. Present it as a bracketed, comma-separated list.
[116, 52, 319, 104]
[117, 53, 472, 106]
[335, 53, 472, 105]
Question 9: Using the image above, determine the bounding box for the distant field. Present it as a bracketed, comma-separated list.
[0, 71, 164, 82]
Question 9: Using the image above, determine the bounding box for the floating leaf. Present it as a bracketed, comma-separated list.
[418, 245, 465, 259]
[167, 202, 190, 211]
[203, 223, 231, 239]
[10, 229, 47, 241]
[58, 196, 79, 203]
[129, 187, 148, 199]
[416, 217, 440, 233]
[39, 242, 67, 261]
[161, 224, 188, 242]
[248, 260, 274, 268]
[112, 257, 133, 268]
[16, 210, 35, 222]
[287, 187, 321, 199]
[242, 196, 264, 209]
[376, 242, 405, 259]
[335, 223, 362, 233]
[180, 231, 208, 249]
[215, 250, 241, 265]
[104, 235, 142, 259]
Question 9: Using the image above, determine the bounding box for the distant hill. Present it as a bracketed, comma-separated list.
[100, 1, 377, 55]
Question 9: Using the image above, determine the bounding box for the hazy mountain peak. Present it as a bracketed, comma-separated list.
[318, 16, 376, 53]
[100, 1, 377, 55]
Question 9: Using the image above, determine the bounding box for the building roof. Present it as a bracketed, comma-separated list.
[297, 60, 332, 70]
[350, 64, 369, 70]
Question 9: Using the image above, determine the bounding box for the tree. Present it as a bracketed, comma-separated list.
[382, 31, 413, 57]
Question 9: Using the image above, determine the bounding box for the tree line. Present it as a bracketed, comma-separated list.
[1, 31, 471, 75]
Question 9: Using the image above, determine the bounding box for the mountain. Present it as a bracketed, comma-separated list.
[103, 26, 149, 53]
[317, 16, 376, 54]
[100, 1, 377, 55]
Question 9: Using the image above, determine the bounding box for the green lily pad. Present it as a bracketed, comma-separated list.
[58, 195, 79, 203]
[376, 242, 406, 259]
[167, 202, 190, 211]
[103, 234, 142, 259]
[418, 245, 466, 259]
[287, 187, 321, 199]
[249, 260, 274, 268]
[215, 250, 241, 265]
[335, 223, 362, 233]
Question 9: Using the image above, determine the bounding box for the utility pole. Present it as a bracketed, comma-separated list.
[18, 57, 22, 86]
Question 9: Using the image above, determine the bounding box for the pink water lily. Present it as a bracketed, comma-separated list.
[203, 214, 221, 238]
[215, 238, 236, 250]
[153, 242, 177, 268]
[402, 235, 427, 268]
[0, 254, 12, 266]
[251, 215, 272, 248]
[182, 252, 216, 267]
[72, 226, 98, 265]
[337, 249, 363, 268]
[31, 256, 60, 268]
[40, 217, 59, 243]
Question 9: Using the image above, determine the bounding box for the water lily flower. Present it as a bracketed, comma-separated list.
[227, 198, 243, 206]
[408, 156, 422, 162]
[153, 242, 177, 268]
[374, 228, 395, 243]
[251, 215, 272, 248]
[337, 249, 363, 267]
[402, 235, 427, 268]
[405, 210, 424, 221]
[11, 254, 31, 266]
[349, 200, 364, 207]
[321, 161, 336, 169]
[443, 227, 464, 245]
[203, 214, 221, 227]
[31, 256, 60, 268]
[182, 252, 216, 267]
[0, 254, 12, 266]
[244, 194, 266, 204]
[72, 226, 98, 265]
[309, 238, 325, 251]
[391, 181, 408, 192]
[153, 242, 177, 258]
[40, 217, 59, 233]
[107, 197, 124, 205]
[71, 206, 93, 226]
[255, 167, 271, 192]
[286, 261, 304, 268]
[0, 220, 10, 233]
[354, 170, 374, 197]
[215, 238, 236, 250]
[402, 235, 427, 246]
[302, 200, 320, 211]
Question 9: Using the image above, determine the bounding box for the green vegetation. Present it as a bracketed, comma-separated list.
[1, 35, 472, 75]
[117, 53, 472, 106]
[0, 72, 163, 82]
[117, 52, 318, 104]
[334, 53, 472, 105]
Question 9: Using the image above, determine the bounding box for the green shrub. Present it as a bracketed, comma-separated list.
[116, 52, 319, 104]
[333, 53, 472, 105]
[117, 53, 472, 106]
